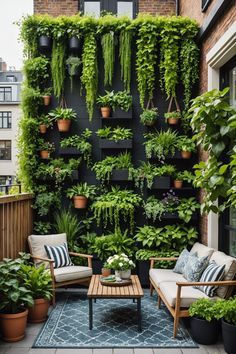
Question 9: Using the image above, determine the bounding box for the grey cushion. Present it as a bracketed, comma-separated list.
[54, 266, 92, 283]
[149, 268, 186, 288]
[173, 249, 193, 274]
[183, 253, 208, 282]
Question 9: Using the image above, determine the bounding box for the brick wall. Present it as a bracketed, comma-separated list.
[34, 0, 176, 16]
[179, 0, 217, 26]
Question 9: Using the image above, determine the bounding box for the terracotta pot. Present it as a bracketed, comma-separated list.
[0, 309, 28, 342]
[57, 119, 71, 132]
[168, 117, 179, 125]
[101, 268, 111, 277]
[28, 299, 50, 323]
[73, 195, 88, 209]
[181, 151, 191, 159]
[173, 180, 183, 189]
[42, 95, 51, 106]
[40, 150, 50, 159]
[101, 107, 111, 118]
[39, 124, 47, 134]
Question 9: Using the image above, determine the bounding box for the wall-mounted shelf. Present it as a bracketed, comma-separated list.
[110, 169, 130, 181]
[99, 139, 132, 149]
[59, 148, 82, 155]
[150, 176, 171, 189]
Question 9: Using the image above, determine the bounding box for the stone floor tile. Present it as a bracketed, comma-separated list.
[29, 349, 56, 354]
[93, 349, 113, 354]
[114, 349, 134, 354]
[200, 344, 221, 354]
[8, 335, 36, 348]
[153, 349, 182, 354]
[4, 348, 29, 354]
[181, 349, 208, 354]
[57, 350, 92, 354]
[134, 349, 154, 354]
[0, 349, 7, 354]
[26, 323, 43, 336]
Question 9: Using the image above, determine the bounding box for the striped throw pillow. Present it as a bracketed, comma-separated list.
[195, 260, 225, 297]
[44, 242, 73, 268]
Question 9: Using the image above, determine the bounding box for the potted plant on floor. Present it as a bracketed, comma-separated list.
[67, 182, 97, 209]
[189, 298, 220, 345]
[140, 107, 158, 126]
[105, 254, 135, 279]
[38, 138, 54, 159]
[0, 258, 34, 342]
[214, 297, 236, 354]
[176, 136, 196, 159]
[97, 91, 115, 118]
[38, 114, 52, 134]
[19, 264, 52, 323]
[49, 107, 77, 132]
[42, 88, 52, 106]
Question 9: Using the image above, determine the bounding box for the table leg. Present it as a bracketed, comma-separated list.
[89, 298, 93, 330]
[137, 298, 142, 332]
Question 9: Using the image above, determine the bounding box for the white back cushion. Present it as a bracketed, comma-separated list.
[190, 242, 215, 259]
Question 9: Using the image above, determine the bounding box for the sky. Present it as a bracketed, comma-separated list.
[0, 0, 33, 70]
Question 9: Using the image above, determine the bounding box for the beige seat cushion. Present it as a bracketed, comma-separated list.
[54, 266, 92, 283]
[28, 233, 67, 265]
[190, 242, 215, 259]
[150, 268, 186, 288]
[159, 282, 219, 308]
[209, 251, 236, 298]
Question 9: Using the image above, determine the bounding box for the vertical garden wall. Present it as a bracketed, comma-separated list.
[18, 14, 200, 285]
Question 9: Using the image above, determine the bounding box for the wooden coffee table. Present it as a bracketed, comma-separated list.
[87, 274, 144, 331]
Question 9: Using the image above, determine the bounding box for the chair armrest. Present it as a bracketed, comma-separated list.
[69, 252, 93, 268]
[31, 255, 54, 263]
[150, 257, 178, 269]
[176, 280, 236, 287]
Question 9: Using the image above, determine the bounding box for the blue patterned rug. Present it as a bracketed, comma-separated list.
[33, 289, 197, 348]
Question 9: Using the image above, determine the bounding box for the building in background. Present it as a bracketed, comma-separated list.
[0, 57, 22, 187]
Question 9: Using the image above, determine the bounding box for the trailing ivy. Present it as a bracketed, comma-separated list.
[119, 29, 132, 92]
[81, 32, 98, 120]
[101, 31, 115, 86]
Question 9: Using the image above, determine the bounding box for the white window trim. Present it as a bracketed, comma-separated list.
[206, 21, 236, 249]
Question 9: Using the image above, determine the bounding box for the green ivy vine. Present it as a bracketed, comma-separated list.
[119, 29, 132, 92]
[102, 31, 115, 86]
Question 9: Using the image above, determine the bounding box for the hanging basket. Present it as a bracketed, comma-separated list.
[69, 36, 81, 52]
[165, 97, 181, 125]
[142, 99, 158, 126]
[38, 35, 51, 51]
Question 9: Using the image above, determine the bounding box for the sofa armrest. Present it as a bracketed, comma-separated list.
[31, 255, 54, 263]
[69, 252, 93, 268]
[176, 280, 236, 287]
[150, 257, 179, 269]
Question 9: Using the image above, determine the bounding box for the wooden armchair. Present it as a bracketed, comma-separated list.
[28, 233, 93, 306]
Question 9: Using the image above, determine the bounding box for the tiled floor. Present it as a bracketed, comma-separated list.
[0, 321, 226, 354]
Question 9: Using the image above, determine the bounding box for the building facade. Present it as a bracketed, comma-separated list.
[0, 59, 22, 187]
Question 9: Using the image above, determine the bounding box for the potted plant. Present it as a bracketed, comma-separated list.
[173, 170, 195, 189]
[37, 22, 52, 50]
[189, 298, 220, 345]
[140, 108, 158, 126]
[49, 107, 77, 132]
[101, 266, 111, 277]
[19, 264, 52, 323]
[0, 258, 34, 342]
[214, 297, 236, 354]
[38, 138, 55, 159]
[42, 88, 52, 106]
[176, 136, 196, 159]
[97, 91, 115, 118]
[66, 56, 82, 91]
[96, 126, 133, 148]
[144, 129, 178, 161]
[165, 111, 181, 125]
[38, 114, 52, 134]
[114, 91, 132, 116]
[105, 254, 135, 279]
[67, 182, 97, 209]
[68, 28, 82, 51]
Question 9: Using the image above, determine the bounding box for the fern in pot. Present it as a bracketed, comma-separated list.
[67, 182, 97, 209]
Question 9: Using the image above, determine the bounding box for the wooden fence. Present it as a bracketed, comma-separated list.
[0, 193, 34, 259]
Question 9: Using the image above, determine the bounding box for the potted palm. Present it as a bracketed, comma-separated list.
[189, 298, 220, 345]
[38, 138, 55, 159]
[177, 136, 196, 159]
[38, 114, 52, 134]
[67, 182, 97, 209]
[0, 258, 34, 342]
[49, 107, 77, 132]
[140, 108, 158, 126]
[20, 264, 52, 323]
[97, 91, 115, 118]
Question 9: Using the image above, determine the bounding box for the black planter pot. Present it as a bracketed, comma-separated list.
[39, 35, 51, 50]
[71, 170, 79, 181]
[111, 169, 129, 181]
[69, 36, 81, 52]
[92, 257, 103, 275]
[99, 139, 132, 149]
[151, 176, 171, 189]
[113, 108, 132, 119]
[59, 147, 81, 155]
[222, 319, 236, 354]
[137, 260, 150, 287]
[190, 317, 220, 344]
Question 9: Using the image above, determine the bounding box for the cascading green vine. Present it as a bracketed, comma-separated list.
[81, 32, 98, 120]
[135, 17, 158, 108]
[180, 38, 199, 109]
[101, 31, 115, 86]
[51, 39, 66, 99]
[119, 29, 132, 92]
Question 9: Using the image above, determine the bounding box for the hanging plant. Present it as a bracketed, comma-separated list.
[119, 29, 132, 92]
[51, 39, 66, 99]
[136, 17, 158, 108]
[81, 32, 98, 120]
[101, 31, 115, 86]
[180, 38, 199, 109]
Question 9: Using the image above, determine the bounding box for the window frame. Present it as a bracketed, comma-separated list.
[80, 0, 138, 18]
[0, 87, 12, 102]
[0, 140, 11, 160]
[201, 0, 212, 12]
[0, 111, 12, 129]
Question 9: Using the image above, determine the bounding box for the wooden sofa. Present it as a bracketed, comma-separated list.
[149, 242, 236, 337]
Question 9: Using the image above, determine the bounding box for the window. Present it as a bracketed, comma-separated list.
[0, 87, 12, 102]
[81, 0, 137, 19]
[0, 140, 11, 160]
[6, 76, 16, 83]
[0, 112, 12, 129]
[201, 0, 212, 12]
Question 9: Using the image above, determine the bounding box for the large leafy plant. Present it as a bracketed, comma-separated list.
[144, 129, 178, 161]
[97, 126, 132, 141]
[60, 129, 92, 165]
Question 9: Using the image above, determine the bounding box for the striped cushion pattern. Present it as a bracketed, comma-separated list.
[195, 260, 225, 297]
[44, 242, 73, 269]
